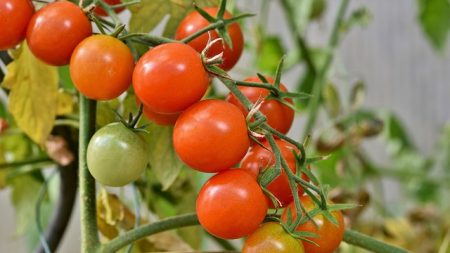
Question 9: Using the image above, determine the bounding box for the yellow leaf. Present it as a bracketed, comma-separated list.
[1, 43, 59, 145]
[96, 190, 194, 252]
[56, 90, 75, 116]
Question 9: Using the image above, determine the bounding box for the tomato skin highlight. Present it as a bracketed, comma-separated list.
[241, 139, 302, 207]
[196, 169, 268, 239]
[26, 1, 92, 66]
[175, 7, 244, 71]
[70, 34, 134, 100]
[0, 0, 34, 50]
[87, 123, 149, 187]
[133, 43, 209, 114]
[226, 76, 294, 135]
[173, 99, 250, 173]
[243, 222, 305, 253]
[94, 0, 125, 16]
[282, 195, 345, 253]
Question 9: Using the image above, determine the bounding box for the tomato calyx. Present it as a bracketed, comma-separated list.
[185, 3, 254, 48]
[114, 104, 148, 133]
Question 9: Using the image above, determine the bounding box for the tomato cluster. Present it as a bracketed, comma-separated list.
[1, 2, 346, 252]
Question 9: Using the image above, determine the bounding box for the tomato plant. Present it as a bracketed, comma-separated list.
[133, 42, 209, 114]
[196, 169, 268, 239]
[70, 34, 134, 100]
[282, 195, 345, 253]
[242, 222, 305, 253]
[175, 7, 244, 71]
[26, 1, 92, 66]
[0, 0, 34, 50]
[94, 0, 125, 16]
[241, 139, 304, 207]
[173, 99, 249, 172]
[87, 122, 149, 187]
[227, 76, 295, 135]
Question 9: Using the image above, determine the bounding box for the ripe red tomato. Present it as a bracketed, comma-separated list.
[243, 222, 305, 253]
[241, 139, 303, 207]
[143, 105, 179, 126]
[133, 43, 209, 114]
[173, 99, 249, 172]
[175, 7, 243, 71]
[281, 195, 345, 253]
[0, 0, 34, 50]
[226, 76, 294, 135]
[26, 1, 92, 66]
[196, 169, 268, 239]
[94, 0, 125, 16]
[70, 35, 134, 100]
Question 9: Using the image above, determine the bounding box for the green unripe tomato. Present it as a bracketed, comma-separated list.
[87, 122, 149, 187]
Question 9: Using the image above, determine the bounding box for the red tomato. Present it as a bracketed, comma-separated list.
[143, 106, 179, 126]
[26, 1, 92, 66]
[94, 0, 125, 16]
[0, 0, 34, 50]
[241, 139, 303, 207]
[175, 7, 244, 71]
[196, 169, 268, 239]
[243, 222, 305, 253]
[226, 76, 294, 135]
[281, 195, 345, 253]
[70, 35, 134, 100]
[133, 43, 209, 114]
[173, 99, 249, 173]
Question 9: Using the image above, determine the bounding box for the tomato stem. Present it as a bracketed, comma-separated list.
[99, 212, 409, 253]
[303, 0, 350, 138]
[79, 95, 100, 253]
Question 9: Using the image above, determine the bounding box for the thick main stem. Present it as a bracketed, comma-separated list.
[79, 94, 99, 253]
[303, 0, 350, 138]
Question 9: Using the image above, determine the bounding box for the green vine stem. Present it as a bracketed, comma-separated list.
[279, 0, 316, 75]
[79, 94, 99, 253]
[99, 214, 200, 253]
[0, 156, 52, 169]
[101, 213, 409, 253]
[344, 230, 410, 253]
[303, 0, 350, 138]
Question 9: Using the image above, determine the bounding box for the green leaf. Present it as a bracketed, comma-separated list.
[129, 0, 219, 37]
[327, 203, 358, 212]
[418, 0, 450, 52]
[342, 7, 372, 32]
[381, 112, 416, 156]
[349, 81, 365, 111]
[10, 174, 54, 250]
[58, 66, 75, 91]
[143, 169, 201, 248]
[96, 100, 121, 128]
[284, 0, 313, 33]
[256, 36, 285, 73]
[146, 124, 185, 190]
[295, 69, 315, 110]
[438, 124, 450, 173]
[1, 43, 59, 145]
[322, 83, 341, 117]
